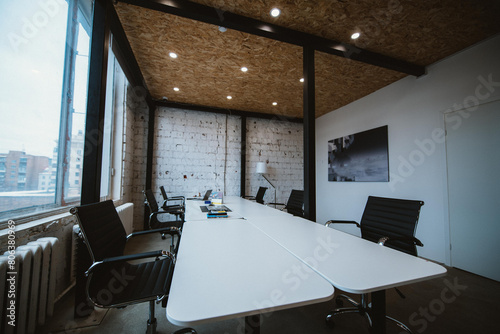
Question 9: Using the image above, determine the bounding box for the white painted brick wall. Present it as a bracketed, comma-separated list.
[153, 108, 241, 200]
[126, 105, 303, 225]
[246, 117, 303, 205]
[122, 85, 150, 230]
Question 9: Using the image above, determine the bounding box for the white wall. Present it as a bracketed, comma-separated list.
[316, 35, 500, 265]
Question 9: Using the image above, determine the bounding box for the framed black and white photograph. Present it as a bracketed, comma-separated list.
[328, 125, 389, 182]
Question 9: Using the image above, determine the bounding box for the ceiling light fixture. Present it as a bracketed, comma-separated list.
[272, 102, 278, 106]
[218, 26, 227, 32]
[241, 67, 248, 72]
[351, 32, 361, 40]
[227, 96, 232, 100]
[300, 78, 304, 83]
[270, 8, 281, 17]
[169, 52, 178, 58]
[173, 87, 180, 91]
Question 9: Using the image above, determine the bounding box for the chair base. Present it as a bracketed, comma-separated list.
[325, 294, 415, 334]
[147, 300, 157, 334]
[146, 317, 157, 334]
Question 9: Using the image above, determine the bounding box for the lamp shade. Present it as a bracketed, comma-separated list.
[256, 162, 267, 174]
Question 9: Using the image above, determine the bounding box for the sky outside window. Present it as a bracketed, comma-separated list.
[0, 0, 69, 158]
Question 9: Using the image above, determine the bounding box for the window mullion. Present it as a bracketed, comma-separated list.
[56, 0, 79, 206]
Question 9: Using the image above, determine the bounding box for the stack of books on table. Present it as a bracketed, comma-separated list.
[207, 208, 228, 218]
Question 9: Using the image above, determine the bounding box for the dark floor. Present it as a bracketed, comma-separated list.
[39, 233, 499, 334]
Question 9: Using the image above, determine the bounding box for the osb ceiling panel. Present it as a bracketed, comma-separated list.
[191, 0, 500, 66]
[115, 0, 500, 118]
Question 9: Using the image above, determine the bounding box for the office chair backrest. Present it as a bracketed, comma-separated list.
[255, 187, 267, 204]
[71, 200, 127, 262]
[160, 185, 168, 200]
[360, 196, 424, 256]
[144, 189, 159, 212]
[286, 189, 304, 217]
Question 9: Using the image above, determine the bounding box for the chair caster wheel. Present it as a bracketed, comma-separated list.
[325, 314, 335, 328]
[335, 296, 344, 307]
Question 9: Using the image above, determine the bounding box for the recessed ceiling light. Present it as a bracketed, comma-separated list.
[173, 87, 180, 91]
[270, 8, 281, 17]
[300, 78, 304, 83]
[241, 67, 248, 72]
[272, 102, 278, 106]
[227, 96, 232, 100]
[169, 52, 178, 58]
[351, 32, 360, 40]
[218, 26, 227, 32]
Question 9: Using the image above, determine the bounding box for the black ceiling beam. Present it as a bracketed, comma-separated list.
[108, 2, 155, 110]
[155, 99, 303, 123]
[118, 0, 425, 76]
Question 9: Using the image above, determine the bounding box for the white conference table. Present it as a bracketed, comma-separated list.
[166, 219, 335, 331]
[167, 197, 447, 334]
[184, 199, 245, 220]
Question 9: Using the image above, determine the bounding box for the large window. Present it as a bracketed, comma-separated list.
[0, 0, 94, 225]
[101, 44, 128, 201]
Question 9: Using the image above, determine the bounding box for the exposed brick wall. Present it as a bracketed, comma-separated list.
[246, 118, 303, 205]
[152, 108, 241, 199]
[123, 86, 150, 231]
[150, 107, 303, 207]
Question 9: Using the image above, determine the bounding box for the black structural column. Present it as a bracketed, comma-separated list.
[144, 102, 156, 229]
[77, 0, 110, 319]
[303, 47, 316, 221]
[240, 116, 247, 197]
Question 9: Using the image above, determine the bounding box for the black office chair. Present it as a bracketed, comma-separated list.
[144, 189, 184, 247]
[160, 185, 186, 209]
[243, 186, 268, 204]
[324, 196, 424, 333]
[269, 189, 304, 217]
[70, 200, 196, 334]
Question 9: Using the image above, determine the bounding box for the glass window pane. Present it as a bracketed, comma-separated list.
[66, 18, 91, 201]
[0, 0, 93, 222]
[0, 0, 68, 216]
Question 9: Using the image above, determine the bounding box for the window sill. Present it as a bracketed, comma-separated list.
[0, 210, 75, 238]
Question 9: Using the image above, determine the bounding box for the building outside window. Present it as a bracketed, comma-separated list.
[0, 0, 95, 225]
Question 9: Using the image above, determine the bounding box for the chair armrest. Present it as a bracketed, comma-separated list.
[163, 198, 185, 206]
[86, 250, 173, 276]
[127, 226, 180, 241]
[160, 204, 185, 212]
[378, 236, 424, 247]
[325, 220, 360, 228]
[150, 210, 182, 222]
[168, 195, 185, 200]
[267, 202, 286, 211]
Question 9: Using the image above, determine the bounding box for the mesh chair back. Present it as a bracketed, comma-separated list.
[255, 187, 267, 204]
[71, 200, 127, 261]
[144, 189, 159, 212]
[160, 185, 168, 200]
[360, 196, 424, 255]
[286, 189, 304, 217]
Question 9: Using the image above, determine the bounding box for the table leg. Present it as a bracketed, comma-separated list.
[371, 290, 386, 334]
[245, 314, 260, 334]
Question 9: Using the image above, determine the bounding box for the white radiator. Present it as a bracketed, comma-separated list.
[0, 237, 59, 334]
[116, 202, 134, 234]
